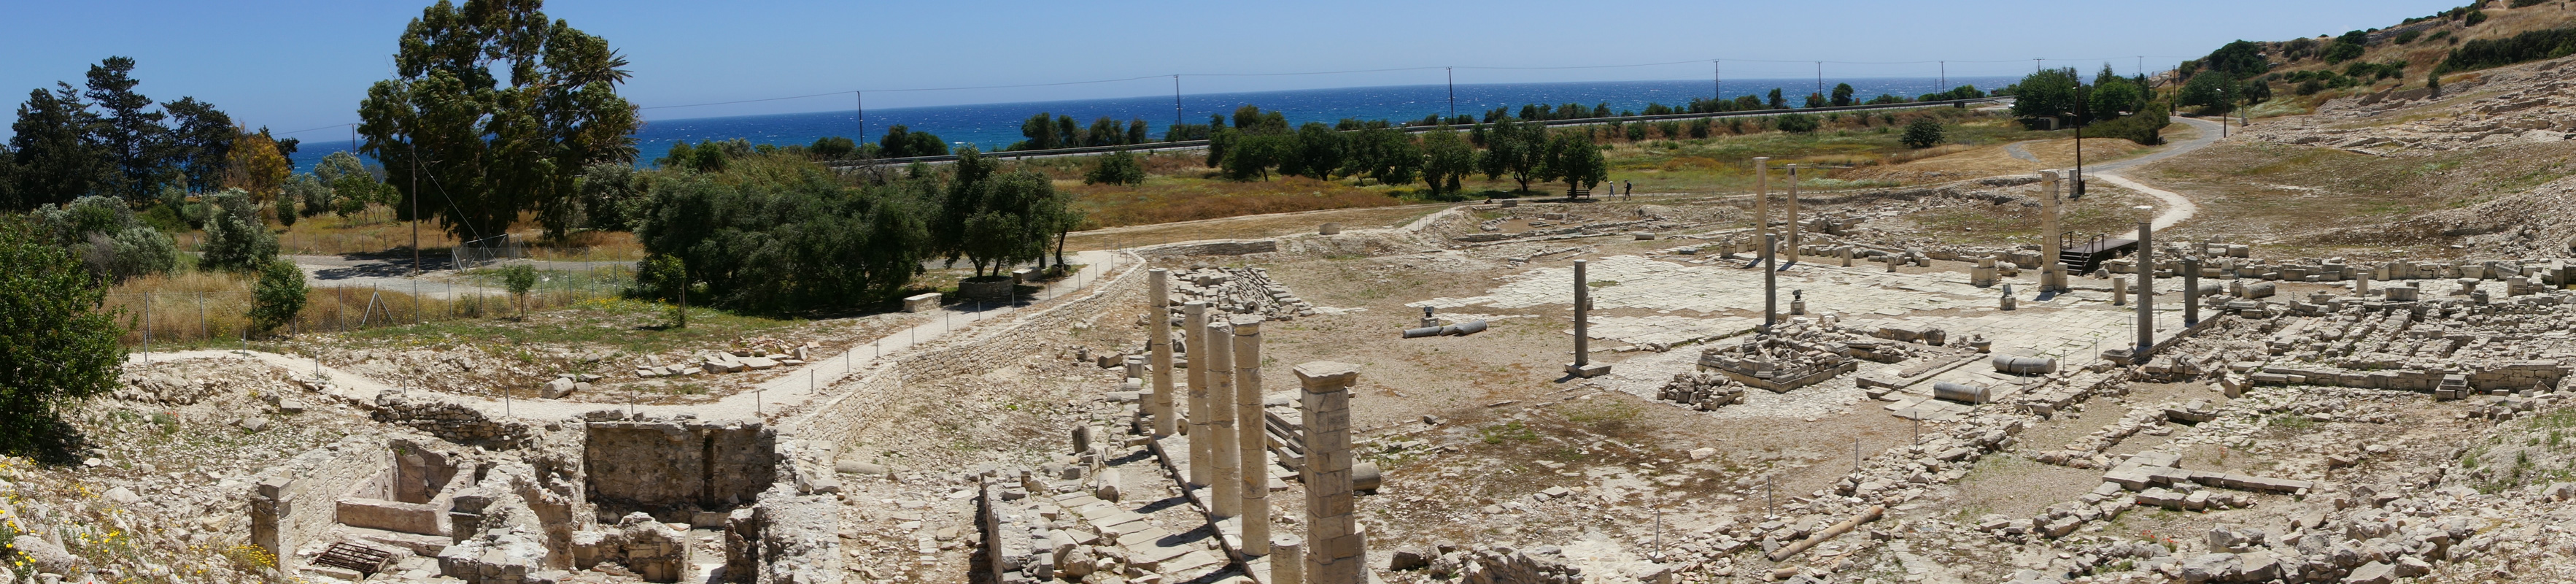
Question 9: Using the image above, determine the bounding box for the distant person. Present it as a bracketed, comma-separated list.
[1623, 180, 1633, 198]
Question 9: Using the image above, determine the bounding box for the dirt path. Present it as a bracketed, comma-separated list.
[2097, 116, 2223, 238]
[2003, 140, 2042, 163]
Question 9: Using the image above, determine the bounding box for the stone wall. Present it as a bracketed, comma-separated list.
[2246, 361, 2567, 392]
[371, 391, 537, 450]
[1137, 239, 1279, 258]
[249, 434, 396, 568]
[584, 415, 776, 522]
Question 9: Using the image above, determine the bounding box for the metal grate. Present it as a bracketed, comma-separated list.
[316, 542, 396, 576]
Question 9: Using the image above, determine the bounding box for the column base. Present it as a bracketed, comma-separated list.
[1564, 363, 1612, 377]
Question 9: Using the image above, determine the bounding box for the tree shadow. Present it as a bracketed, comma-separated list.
[0, 414, 93, 467]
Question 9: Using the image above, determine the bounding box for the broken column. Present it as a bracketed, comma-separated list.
[1232, 315, 1272, 556]
[1185, 301, 1212, 487]
[1752, 157, 1771, 247]
[2040, 170, 2065, 293]
[2181, 256, 2200, 326]
[2112, 275, 2128, 306]
[1565, 259, 1611, 378]
[1763, 234, 1779, 331]
[1150, 269, 1177, 437]
[1204, 319, 1240, 518]
[2135, 215, 2156, 356]
[1295, 362, 1366, 584]
[1841, 245, 1854, 268]
[1786, 164, 1802, 264]
[1972, 255, 1999, 287]
[2356, 269, 2372, 296]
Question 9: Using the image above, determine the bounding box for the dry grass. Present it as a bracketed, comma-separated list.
[1064, 175, 1407, 228]
[106, 269, 610, 347]
[1060, 204, 1444, 251]
[2136, 139, 2576, 256]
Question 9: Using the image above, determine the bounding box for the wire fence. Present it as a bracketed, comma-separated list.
[107, 264, 636, 348]
[454, 234, 527, 270]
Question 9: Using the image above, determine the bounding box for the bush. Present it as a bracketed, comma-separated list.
[250, 259, 307, 334]
[31, 196, 179, 283]
[2081, 103, 2170, 146]
[631, 253, 687, 301]
[1899, 118, 1946, 149]
[2440, 26, 2576, 73]
[198, 189, 277, 272]
[1083, 150, 1147, 185]
[1775, 113, 1820, 133]
[0, 217, 126, 458]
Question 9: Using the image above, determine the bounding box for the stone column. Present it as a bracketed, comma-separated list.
[1232, 316, 1272, 556]
[2181, 256, 2200, 326]
[2135, 220, 2155, 356]
[1272, 536, 1304, 584]
[2112, 275, 2127, 306]
[1184, 301, 1212, 486]
[1752, 157, 1771, 247]
[2040, 170, 2063, 292]
[1204, 320, 1240, 518]
[2356, 269, 2372, 296]
[1763, 234, 1778, 333]
[1295, 362, 1364, 584]
[1149, 269, 1177, 437]
[1785, 164, 1802, 264]
[1564, 260, 1609, 377]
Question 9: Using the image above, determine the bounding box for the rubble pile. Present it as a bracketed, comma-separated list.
[1162, 266, 1316, 320]
[1655, 372, 1747, 410]
[2027, 407, 2173, 469]
[1697, 329, 1860, 393]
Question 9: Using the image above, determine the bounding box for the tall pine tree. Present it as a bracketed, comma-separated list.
[83, 57, 166, 203]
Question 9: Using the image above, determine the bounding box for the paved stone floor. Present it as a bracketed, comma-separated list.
[1418, 253, 2212, 414]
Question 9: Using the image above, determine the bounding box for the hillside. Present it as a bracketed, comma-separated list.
[2187, 1, 2576, 118]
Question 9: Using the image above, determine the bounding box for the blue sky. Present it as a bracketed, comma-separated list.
[1, 0, 2459, 142]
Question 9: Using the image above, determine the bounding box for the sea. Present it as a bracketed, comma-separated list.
[289, 76, 2012, 172]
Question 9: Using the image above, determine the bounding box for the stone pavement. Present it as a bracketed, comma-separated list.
[126, 250, 1137, 424]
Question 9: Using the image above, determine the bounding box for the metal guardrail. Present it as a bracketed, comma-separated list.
[824, 97, 2008, 167]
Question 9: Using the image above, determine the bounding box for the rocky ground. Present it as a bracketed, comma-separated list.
[4, 358, 380, 583]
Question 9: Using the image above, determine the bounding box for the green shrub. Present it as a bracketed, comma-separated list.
[198, 189, 277, 272]
[0, 216, 127, 458]
[250, 259, 308, 334]
[1775, 113, 1820, 133]
[31, 196, 179, 283]
[1900, 118, 1946, 149]
[1083, 150, 1147, 185]
[2440, 26, 2576, 73]
[2082, 103, 2170, 146]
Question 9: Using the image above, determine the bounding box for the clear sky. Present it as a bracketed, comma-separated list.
[1, 0, 2459, 143]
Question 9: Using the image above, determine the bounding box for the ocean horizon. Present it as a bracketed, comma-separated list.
[290, 76, 2014, 173]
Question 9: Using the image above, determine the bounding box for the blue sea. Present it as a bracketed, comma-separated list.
[290, 76, 2011, 172]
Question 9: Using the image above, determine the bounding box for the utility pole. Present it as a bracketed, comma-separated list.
[1714, 61, 1722, 101]
[1172, 75, 1183, 132]
[1938, 61, 1946, 95]
[856, 91, 865, 148]
[1814, 62, 1823, 97]
[2035, 58, 2042, 73]
[1447, 67, 1455, 121]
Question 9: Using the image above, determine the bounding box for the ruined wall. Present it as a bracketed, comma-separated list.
[248, 435, 394, 566]
[372, 391, 538, 450]
[584, 416, 776, 522]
